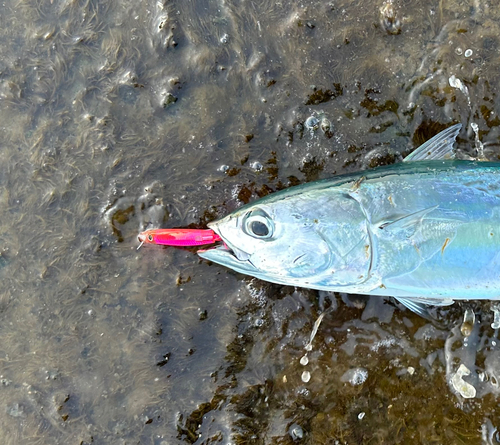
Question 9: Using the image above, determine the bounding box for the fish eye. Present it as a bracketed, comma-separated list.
[148, 234, 153, 241]
[243, 209, 274, 239]
[250, 220, 269, 236]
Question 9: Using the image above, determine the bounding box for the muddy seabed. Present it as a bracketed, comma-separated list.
[2, 0, 500, 443]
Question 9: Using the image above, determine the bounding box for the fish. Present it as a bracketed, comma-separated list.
[197, 123, 500, 315]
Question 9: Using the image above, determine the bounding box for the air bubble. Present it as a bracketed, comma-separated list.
[341, 368, 368, 386]
[250, 161, 263, 172]
[305, 116, 319, 130]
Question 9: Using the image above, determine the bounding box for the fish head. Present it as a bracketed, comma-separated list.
[198, 191, 372, 288]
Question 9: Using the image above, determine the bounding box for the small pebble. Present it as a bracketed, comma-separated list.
[198, 309, 208, 321]
[162, 92, 177, 108]
[320, 117, 331, 133]
[380, 2, 401, 35]
[464, 49, 473, 57]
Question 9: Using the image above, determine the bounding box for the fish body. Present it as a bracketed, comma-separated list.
[198, 125, 500, 312]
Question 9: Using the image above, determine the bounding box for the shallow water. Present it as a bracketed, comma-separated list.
[2, 0, 500, 443]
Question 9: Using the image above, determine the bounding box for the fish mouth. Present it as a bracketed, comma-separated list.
[197, 225, 257, 273]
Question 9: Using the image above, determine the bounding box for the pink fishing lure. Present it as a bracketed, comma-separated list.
[138, 228, 221, 247]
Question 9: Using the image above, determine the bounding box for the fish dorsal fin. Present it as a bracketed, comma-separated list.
[378, 205, 438, 231]
[395, 296, 455, 316]
[403, 123, 462, 162]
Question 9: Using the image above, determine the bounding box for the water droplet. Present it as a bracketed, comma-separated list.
[301, 371, 311, 383]
[254, 318, 264, 327]
[471, 122, 484, 159]
[305, 311, 327, 351]
[461, 308, 475, 337]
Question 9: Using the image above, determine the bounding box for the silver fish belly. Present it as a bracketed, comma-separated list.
[198, 124, 500, 314]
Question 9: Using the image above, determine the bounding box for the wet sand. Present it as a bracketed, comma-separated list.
[1, 0, 500, 443]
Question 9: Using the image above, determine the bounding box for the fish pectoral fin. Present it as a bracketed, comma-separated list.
[378, 205, 439, 231]
[403, 123, 461, 162]
[395, 296, 455, 316]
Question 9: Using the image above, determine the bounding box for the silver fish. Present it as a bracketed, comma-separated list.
[199, 124, 500, 315]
